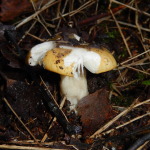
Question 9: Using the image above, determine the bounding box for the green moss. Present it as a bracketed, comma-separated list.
[107, 30, 119, 39]
[135, 73, 149, 86]
[120, 48, 128, 58]
[142, 80, 150, 85]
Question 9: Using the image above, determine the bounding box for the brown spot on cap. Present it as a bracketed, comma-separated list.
[59, 66, 63, 70]
[56, 60, 60, 64]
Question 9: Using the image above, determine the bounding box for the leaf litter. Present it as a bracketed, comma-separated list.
[0, 0, 150, 149]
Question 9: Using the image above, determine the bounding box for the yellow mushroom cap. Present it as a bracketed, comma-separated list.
[96, 48, 117, 73]
[42, 48, 75, 77]
[27, 41, 117, 77]
[83, 47, 117, 74]
[42, 46, 117, 77]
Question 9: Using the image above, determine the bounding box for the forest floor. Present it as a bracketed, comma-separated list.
[0, 0, 150, 149]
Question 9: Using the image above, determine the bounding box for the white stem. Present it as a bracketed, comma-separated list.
[60, 71, 89, 112]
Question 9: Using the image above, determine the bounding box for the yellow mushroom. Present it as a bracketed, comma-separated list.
[27, 42, 117, 112]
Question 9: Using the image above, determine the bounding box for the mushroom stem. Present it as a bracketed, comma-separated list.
[60, 70, 89, 112]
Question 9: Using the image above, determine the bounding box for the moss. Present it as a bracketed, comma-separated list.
[107, 30, 119, 39]
[142, 80, 150, 85]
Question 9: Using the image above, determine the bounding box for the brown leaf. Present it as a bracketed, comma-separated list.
[0, 0, 32, 22]
[77, 88, 115, 137]
[0, 0, 50, 22]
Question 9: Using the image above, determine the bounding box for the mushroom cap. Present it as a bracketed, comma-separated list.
[42, 48, 75, 76]
[59, 45, 117, 74]
[27, 42, 117, 76]
[27, 41, 56, 66]
[95, 48, 117, 73]
[83, 47, 117, 74]
[42, 46, 117, 77]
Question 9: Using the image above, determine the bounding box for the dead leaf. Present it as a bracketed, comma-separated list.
[77, 88, 115, 137]
[0, 0, 49, 22]
[0, 0, 32, 22]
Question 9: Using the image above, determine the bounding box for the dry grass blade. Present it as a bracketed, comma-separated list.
[108, 19, 150, 32]
[70, 0, 95, 17]
[90, 98, 150, 138]
[109, 2, 132, 57]
[18, 20, 37, 44]
[30, 1, 52, 36]
[135, 2, 150, 60]
[26, 32, 45, 42]
[0, 144, 66, 150]
[123, 65, 150, 75]
[102, 112, 150, 135]
[40, 77, 67, 112]
[52, 0, 96, 21]
[16, 0, 59, 28]
[120, 49, 150, 65]
[55, 0, 69, 31]
[7, 140, 65, 146]
[41, 96, 66, 142]
[111, 0, 150, 17]
[3, 98, 39, 143]
[137, 141, 149, 150]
